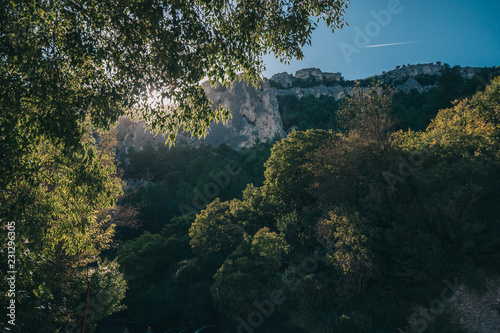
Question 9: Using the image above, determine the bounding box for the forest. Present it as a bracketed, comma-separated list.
[106, 68, 499, 332]
[1, 1, 499, 332]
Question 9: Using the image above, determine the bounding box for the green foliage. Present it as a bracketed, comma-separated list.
[211, 230, 290, 328]
[117, 215, 193, 325]
[119, 142, 272, 234]
[217, 79, 500, 331]
[337, 86, 395, 146]
[263, 129, 335, 213]
[317, 210, 377, 296]
[1, 0, 348, 146]
[189, 198, 246, 257]
[251, 227, 291, 262]
[291, 77, 323, 88]
[413, 73, 439, 86]
[278, 95, 340, 130]
[332, 311, 372, 333]
[392, 65, 500, 131]
[0, 126, 124, 330]
[66, 260, 128, 333]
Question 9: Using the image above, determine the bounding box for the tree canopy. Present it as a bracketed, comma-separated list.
[0, 126, 126, 331]
[1, 0, 348, 147]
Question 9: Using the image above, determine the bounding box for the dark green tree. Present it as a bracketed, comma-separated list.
[117, 215, 193, 326]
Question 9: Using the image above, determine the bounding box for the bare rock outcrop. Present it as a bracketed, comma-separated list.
[198, 78, 285, 150]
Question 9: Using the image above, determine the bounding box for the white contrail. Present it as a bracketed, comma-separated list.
[366, 41, 422, 48]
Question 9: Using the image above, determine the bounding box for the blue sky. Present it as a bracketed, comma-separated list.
[263, 0, 500, 80]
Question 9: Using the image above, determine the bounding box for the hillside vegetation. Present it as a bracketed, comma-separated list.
[113, 72, 500, 332]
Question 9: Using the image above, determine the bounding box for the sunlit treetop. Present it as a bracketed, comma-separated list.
[1, 0, 348, 145]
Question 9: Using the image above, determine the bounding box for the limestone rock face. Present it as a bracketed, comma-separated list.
[116, 78, 286, 152]
[275, 84, 354, 100]
[293, 68, 343, 82]
[382, 63, 443, 81]
[295, 67, 324, 81]
[270, 72, 294, 88]
[323, 72, 343, 81]
[198, 78, 285, 150]
[292, 68, 342, 81]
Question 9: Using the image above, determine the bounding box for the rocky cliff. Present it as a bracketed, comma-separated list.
[116, 78, 285, 152]
[378, 62, 480, 80]
[116, 63, 495, 152]
[195, 79, 285, 149]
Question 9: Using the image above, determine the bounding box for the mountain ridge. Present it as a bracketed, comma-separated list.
[116, 62, 499, 152]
